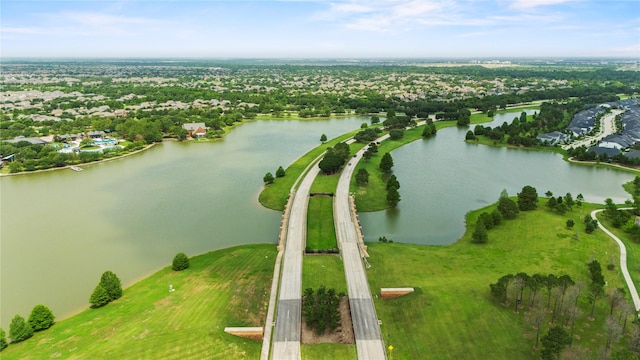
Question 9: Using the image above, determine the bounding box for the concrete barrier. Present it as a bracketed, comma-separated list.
[381, 288, 414, 299]
[224, 327, 263, 340]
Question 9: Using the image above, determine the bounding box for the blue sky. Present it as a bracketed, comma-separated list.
[2, 0, 639, 58]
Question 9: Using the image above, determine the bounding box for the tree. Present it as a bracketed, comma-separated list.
[387, 186, 400, 207]
[263, 172, 274, 184]
[540, 325, 571, 360]
[566, 219, 575, 229]
[0, 328, 6, 351]
[517, 185, 538, 211]
[172, 252, 190, 271]
[380, 152, 394, 173]
[302, 286, 343, 334]
[546, 196, 557, 210]
[603, 315, 623, 359]
[355, 168, 369, 186]
[576, 193, 584, 207]
[89, 284, 111, 308]
[465, 130, 476, 140]
[531, 305, 547, 350]
[371, 116, 380, 125]
[498, 196, 519, 220]
[318, 151, 344, 175]
[588, 281, 604, 318]
[320, 133, 327, 142]
[100, 270, 123, 301]
[9, 314, 33, 343]
[389, 129, 404, 140]
[472, 218, 488, 244]
[386, 174, 400, 191]
[276, 166, 285, 178]
[564, 193, 574, 209]
[28, 305, 55, 332]
[456, 114, 470, 126]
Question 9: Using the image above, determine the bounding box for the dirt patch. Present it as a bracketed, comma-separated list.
[301, 297, 355, 344]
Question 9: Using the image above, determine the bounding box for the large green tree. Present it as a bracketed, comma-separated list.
[387, 186, 400, 207]
[9, 314, 33, 343]
[263, 172, 274, 184]
[89, 284, 111, 308]
[472, 218, 488, 244]
[497, 194, 519, 220]
[100, 270, 123, 301]
[318, 150, 345, 175]
[540, 325, 571, 360]
[172, 252, 190, 271]
[517, 185, 538, 211]
[276, 166, 285, 178]
[355, 168, 369, 186]
[380, 152, 394, 173]
[386, 174, 400, 191]
[28, 304, 55, 332]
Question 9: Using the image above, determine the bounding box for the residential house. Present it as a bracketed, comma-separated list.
[182, 122, 207, 137]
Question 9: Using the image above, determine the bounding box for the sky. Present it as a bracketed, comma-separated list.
[1, 0, 639, 59]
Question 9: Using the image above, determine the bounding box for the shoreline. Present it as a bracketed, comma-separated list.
[0, 143, 158, 177]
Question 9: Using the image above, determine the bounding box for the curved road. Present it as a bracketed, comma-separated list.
[591, 209, 640, 311]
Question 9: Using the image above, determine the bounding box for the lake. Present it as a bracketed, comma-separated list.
[1, 112, 635, 329]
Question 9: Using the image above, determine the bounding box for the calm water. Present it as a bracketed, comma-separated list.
[358, 111, 635, 244]
[0, 117, 365, 329]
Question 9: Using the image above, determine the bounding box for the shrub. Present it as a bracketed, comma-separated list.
[9, 314, 33, 343]
[172, 252, 190, 271]
[89, 284, 111, 308]
[100, 270, 123, 301]
[28, 305, 55, 331]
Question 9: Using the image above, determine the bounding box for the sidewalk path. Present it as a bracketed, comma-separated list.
[591, 209, 640, 311]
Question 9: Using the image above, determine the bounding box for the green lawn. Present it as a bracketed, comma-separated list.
[307, 196, 338, 250]
[301, 343, 357, 360]
[1, 245, 276, 360]
[302, 256, 347, 295]
[366, 201, 629, 360]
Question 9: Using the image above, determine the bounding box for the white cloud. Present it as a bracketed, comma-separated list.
[509, 0, 572, 9]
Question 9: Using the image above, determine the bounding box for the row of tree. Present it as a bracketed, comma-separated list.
[2, 252, 191, 351]
[489, 263, 638, 359]
[1, 304, 55, 350]
[263, 165, 285, 185]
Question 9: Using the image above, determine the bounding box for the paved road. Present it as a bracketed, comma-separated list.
[591, 208, 640, 311]
[335, 144, 387, 359]
[271, 165, 321, 359]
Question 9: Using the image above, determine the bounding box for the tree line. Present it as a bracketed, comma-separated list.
[489, 260, 638, 359]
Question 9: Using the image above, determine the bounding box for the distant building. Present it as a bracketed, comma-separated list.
[7, 136, 49, 145]
[537, 131, 569, 145]
[182, 122, 207, 137]
[587, 146, 621, 158]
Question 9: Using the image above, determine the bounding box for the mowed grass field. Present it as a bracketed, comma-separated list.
[307, 196, 338, 250]
[2, 245, 276, 360]
[366, 201, 629, 360]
